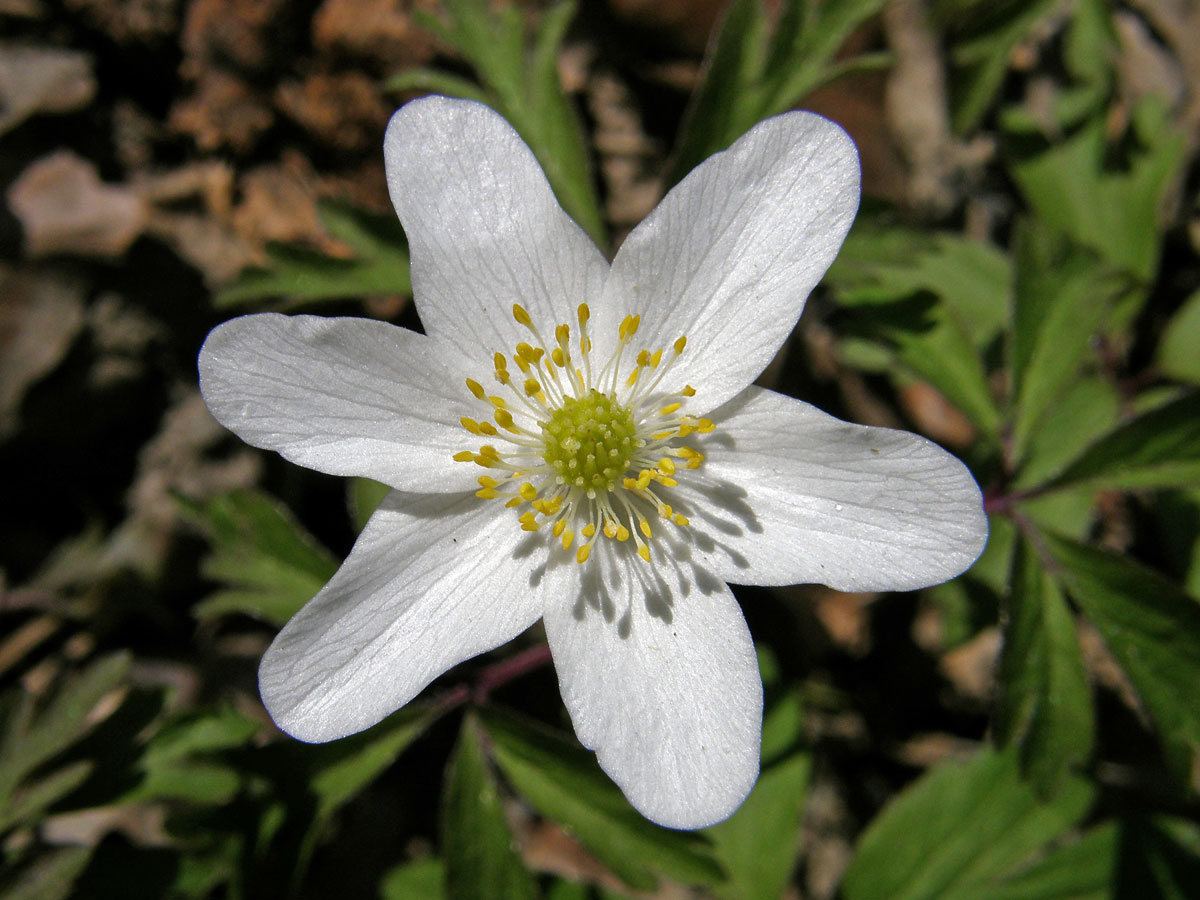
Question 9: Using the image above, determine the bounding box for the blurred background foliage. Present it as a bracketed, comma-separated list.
[2, 0, 1199, 897]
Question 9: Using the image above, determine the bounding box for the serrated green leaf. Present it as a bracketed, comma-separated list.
[1158, 288, 1200, 384]
[443, 715, 538, 900]
[482, 709, 724, 892]
[1013, 376, 1120, 488]
[0, 653, 129, 810]
[1006, 98, 1186, 283]
[184, 489, 337, 626]
[1040, 390, 1200, 493]
[1008, 223, 1126, 461]
[1042, 532, 1200, 783]
[842, 748, 1095, 900]
[215, 201, 412, 308]
[996, 536, 1093, 793]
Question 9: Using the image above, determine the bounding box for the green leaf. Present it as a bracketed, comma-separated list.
[215, 201, 412, 307]
[381, 858, 445, 900]
[1042, 532, 1200, 782]
[0, 761, 92, 832]
[1157, 288, 1200, 384]
[1116, 817, 1200, 900]
[667, 0, 888, 187]
[942, 0, 1060, 133]
[348, 477, 390, 534]
[996, 536, 1093, 793]
[442, 715, 538, 900]
[395, 0, 605, 244]
[969, 822, 1117, 900]
[1013, 376, 1120, 489]
[1040, 390, 1200, 493]
[0, 653, 129, 812]
[1008, 224, 1127, 463]
[841, 748, 1095, 900]
[482, 709, 724, 892]
[706, 751, 809, 900]
[184, 489, 338, 626]
[1006, 98, 1186, 283]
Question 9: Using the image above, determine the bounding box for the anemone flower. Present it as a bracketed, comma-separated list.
[198, 96, 987, 829]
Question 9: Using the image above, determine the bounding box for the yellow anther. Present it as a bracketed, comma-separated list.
[638, 517, 652, 539]
[619, 314, 640, 340]
[681, 385, 696, 397]
[603, 519, 619, 538]
[460, 417, 483, 435]
[477, 476, 499, 488]
[577, 303, 590, 325]
[524, 378, 542, 396]
[616, 525, 630, 542]
[489, 396, 508, 409]
[623, 476, 637, 490]
[512, 304, 532, 327]
[494, 352, 508, 371]
[638, 545, 651, 562]
[519, 511, 539, 531]
[561, 529, 574, 551]
[657, 476, 678, 487]
[466, 378, 486, 399]
[658, 457, 676, 475]
[581, 523, 596, 538]
[515, 342, 543, 364]
[626, 367, 642, 387]
[475, 487, 497, 499]
[659, 402, 682, 416]
[649, 348, 662, 368]
[674, 336, 687, 354]
[672, 513, 690, 527]
[651, 430, 675, 441]
[518, 482, 537, 501]
[552, 519, 566, 538]
[576, 544, 591, 564]
[636, 349, 650, 367]
[698, 418, 715, 433]
[635, 470, 652, 491]
[555, 324, 570, 345]
[658, 504, 673, 519]
[494, 409, 520, 433]
[552, 348, 566, 366]
[677, 423, 695, 437]
[453, 450, 475, 462]
[505, 497, 522, 508]
[478, 422, 498, 436]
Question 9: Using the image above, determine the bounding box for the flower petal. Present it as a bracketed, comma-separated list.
[259, 490, 546, 741]
[541, 549, 762, 829]
[199, 313, 480, 493]
[384, 96, 612, 360]
[603, 112, 860, 412]
[675, 387, 987, 592]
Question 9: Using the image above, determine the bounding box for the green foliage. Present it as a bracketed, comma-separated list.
[183, 488, 338, 626]
[842, 749, 1095, 900]
[481, 708, 724, 892]
[216, 202, 413, 308]
[388, 0, 605, 244]
[443, 715, 539, 900]
[667, 0, 889, 187]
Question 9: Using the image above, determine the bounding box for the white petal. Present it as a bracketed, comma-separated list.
[603, 112, 860, 412]
[384, 96, 612, 360]
[259, 490, 545, 741]
[541, 548, 762, 829]
[199, 313, 480, 493]
[675, 387, 987, 592]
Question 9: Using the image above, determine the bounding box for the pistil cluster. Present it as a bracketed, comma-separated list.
[454, 303, 714, 564]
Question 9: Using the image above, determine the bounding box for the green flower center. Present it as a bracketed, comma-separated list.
[541, 390, 640, 493]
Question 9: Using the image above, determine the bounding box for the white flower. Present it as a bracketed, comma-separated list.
[198, 96, 987, 829]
